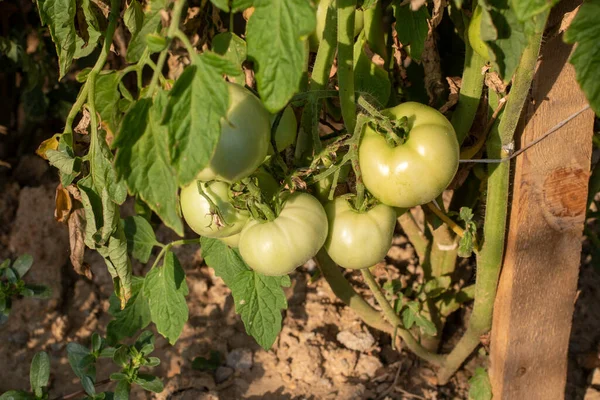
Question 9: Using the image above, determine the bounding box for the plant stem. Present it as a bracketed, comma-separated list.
[64, 85, 89, 136]
[52, 378, 112, 400]
[436, 14, 547, 384]
[337, 0, 357, 135]
[147, 0, 187, 97]
[297, 1, 338, 163]
[451, 14, 487, 145]
[426, 203, 466, 239]
[361, 268, 445, 366]
[398, 212, 429, 261]
[315, 249, 393, 334]
[86, 0, 120, 173]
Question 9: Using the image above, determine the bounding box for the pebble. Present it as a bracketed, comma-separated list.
[226, 348, 253, 370]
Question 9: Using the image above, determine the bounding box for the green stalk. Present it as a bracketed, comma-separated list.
[361, 268, 445, 366]
[436, 14, 547, 384]
[337, 0, 357, 135]
[363, 1, 387, 62]
[87, 0, 121, 168]
[315, 249, 393, 334]
[296, 1, 338, 163]
[147, 0, 188, 97]
[451, 14, 487, 145]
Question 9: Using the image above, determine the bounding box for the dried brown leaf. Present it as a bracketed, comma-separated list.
[68, 208, 91, 279]
[55, 184, 73, 223]
[0, 160, 11, 168]
[485, 70, 507, 93]
[439, 76, 461, 114]
[74, 107, 91, 135]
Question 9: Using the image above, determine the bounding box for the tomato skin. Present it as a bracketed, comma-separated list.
[468, 6, 489, 59]
[180, 181, 249, 238]
[269, 106, 297, 154]
[238, 193, 328, 276]
[309, 0, 364, 51]
[324, 198, 396, 270]
[197, 83, 271, 183]
[358, 102, 459, 208]
[220, 232, 240, 248]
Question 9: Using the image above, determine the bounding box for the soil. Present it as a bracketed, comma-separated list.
[1, 152, 600, 400]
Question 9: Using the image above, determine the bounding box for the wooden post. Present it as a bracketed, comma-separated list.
[488, 27, 595, 399]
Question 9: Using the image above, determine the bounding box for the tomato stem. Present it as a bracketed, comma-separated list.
[451, 12, 487, 145]
[360, 268, 445, 366]
[147, 0, 188, 97]
[196, 181, 231, 228]
[337, 0, 357, 136]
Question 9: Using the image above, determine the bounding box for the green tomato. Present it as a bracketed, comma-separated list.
[180, 180, 249, 238]
[468, 6, 489, 59]
[220, 232, 240, 248]
[197, 83, 271, 183]
[269, 106, 298, 154]
[309, 0, 364, 51]
[359, 102, 459, 208]
[324, 197, 396, 270]
[238, 193, 328, 276]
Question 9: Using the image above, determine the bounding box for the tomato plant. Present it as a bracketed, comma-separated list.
[14, 0, 598, 397]
[324, 197, 396, 270]
[238, 193, 328, 276]
[359, 102, 460, 208]
[196, 83, 271, 183]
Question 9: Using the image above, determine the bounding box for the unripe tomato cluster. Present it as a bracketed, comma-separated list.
[180, 84, 459, 276]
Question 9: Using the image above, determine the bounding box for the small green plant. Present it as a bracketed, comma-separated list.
[0, 255, 51, 324]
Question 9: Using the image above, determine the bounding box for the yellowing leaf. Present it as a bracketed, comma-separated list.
[36, 135, 60, 160]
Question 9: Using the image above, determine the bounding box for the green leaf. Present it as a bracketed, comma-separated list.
[134, 331, 155, 355]
[468, 367, 492, 400]
[246, 0, 316, 112]
[210, 0, 230, 11]
[145, 33, 168, 53]
[165, 53, 238, 186]
[124, 0, 144, 36]
[0, 391, 35, 400]
[143, 252, 189, 344]
[106, 222, 133, 304]
[35, 0, 76, 78]
[12, 254, 33, 278]
[47, 148, 80, 176]
[67, 343, 96, 394]
[20, 285, 52, 298]
[107, 277, 151, 344]
[483, 0, 543, 82]
[201, 238, 290, 349]
[510, 0, 559, 21]
[77, 175, 102, 249]
[564, 0, 600, 116]
[95, 72, 123, 136]
[114, 380, 130, 400]
[29, 352, 50, 398]
[112, 347, 130, 368]
[133, 374, 164, 393]
[401, 302, 418, 329]
[393, 2, 429, 62]
[91, 130, 127, 206]
[122, 216, 158, 263]
[126, 11, 162, 63]
[232, 0, 253, 12]
[212, 32, 247, 83]
[114, 95, 184, 236]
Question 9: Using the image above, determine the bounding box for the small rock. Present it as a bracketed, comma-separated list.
[355, 354, 383, 379]
[226, 348, 253, 370]
[214, 366, 234, 383]
[336, 330, 375, 352]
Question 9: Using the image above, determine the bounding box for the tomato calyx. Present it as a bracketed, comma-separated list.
[370, 116, 409, 147]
